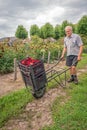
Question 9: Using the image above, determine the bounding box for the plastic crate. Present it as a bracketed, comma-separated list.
[18, 57, 47, 92]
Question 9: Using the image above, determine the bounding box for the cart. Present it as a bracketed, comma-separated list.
[18, 57, 70, 98]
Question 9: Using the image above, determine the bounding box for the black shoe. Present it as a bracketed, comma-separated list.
[74, 78, 78, 85]
[67, 78, 74, 83]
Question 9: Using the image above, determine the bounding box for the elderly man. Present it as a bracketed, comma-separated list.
[61, 26, 83, 84]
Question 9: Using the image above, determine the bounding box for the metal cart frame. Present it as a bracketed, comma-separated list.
[18, 58, 70, 98]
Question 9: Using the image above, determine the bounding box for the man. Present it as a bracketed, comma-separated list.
[61, 26, 83, 84]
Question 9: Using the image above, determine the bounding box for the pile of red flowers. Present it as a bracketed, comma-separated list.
[21, 57, 39, 66]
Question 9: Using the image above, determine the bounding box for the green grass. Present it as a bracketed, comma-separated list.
[0, 88, 33, 127]
[77, 53, 87, 68]
[42, 73, 87, 130]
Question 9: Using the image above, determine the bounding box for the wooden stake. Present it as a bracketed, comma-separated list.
[14, 58, 17, 81]
[47, 51, 51, 68]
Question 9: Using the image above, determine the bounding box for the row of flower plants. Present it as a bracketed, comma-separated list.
[0, 39, 63, 74]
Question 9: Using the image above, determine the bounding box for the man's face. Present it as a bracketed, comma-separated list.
[65, 29, 72, 37]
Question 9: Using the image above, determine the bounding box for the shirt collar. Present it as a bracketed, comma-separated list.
[71, 33, 74, 38]
[67, 33, 73, 38]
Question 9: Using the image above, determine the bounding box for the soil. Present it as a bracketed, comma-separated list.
[0, 61, 86, 130]
[0, 69, 25, 97]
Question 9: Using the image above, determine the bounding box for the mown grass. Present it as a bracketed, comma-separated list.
[77, 53, 87, 68]
[42, 72, 87, 130]
[0, 53, 87, 128]
[0, 89, 33, 127]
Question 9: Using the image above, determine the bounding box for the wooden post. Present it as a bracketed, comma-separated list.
[47, 51, 51, 68]
[14, 58, 17, 81]
[48, 51, 51, 64]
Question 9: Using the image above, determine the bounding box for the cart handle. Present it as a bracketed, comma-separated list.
[45, 58, 62, 72]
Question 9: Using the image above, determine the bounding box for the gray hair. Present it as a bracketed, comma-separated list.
[65, 26, 72, 31]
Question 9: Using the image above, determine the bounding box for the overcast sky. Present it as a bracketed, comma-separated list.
[0, 0, 87, 38]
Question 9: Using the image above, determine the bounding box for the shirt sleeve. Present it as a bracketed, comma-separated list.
[64, 38, 67, 48]
[77, 35, 83, 46]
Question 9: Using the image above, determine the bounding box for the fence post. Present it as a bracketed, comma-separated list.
[42, 51, 45, 61]
[47, 51, 51, 68]
[14, 58, 17, 81]
[48, 51, 51, 64]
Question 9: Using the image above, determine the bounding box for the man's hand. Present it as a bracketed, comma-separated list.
[77, 55, 81, 61]
[78, 45, 83, 61]
[60, 55, 64, 61]
[60, 47, 67, 60]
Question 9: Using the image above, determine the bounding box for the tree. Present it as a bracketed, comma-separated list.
[54, 24, 60, 40]
[40, 22, 54, 39]
[15, 25, 28, 39]
[30, 24, 40, 36]
[40, 26, 46, 39]
[77, 15, 87, 35]
[44, 22, 54, 38]
[60, 20, 69, 37]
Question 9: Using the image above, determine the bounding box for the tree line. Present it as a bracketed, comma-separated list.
[15, 15, 87, 39]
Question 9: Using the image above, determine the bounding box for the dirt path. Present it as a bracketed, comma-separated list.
[0, 62, 87, 130]
[0, 68, 25, 97]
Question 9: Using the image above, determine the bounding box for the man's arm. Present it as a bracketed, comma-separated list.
[61, 47, 67, 59]
[78, 45, 83, 61]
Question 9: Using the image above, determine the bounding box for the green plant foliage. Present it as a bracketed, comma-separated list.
[0, 42, 29, 74]
[29, 38, 63, 62]
[15, 25, 28, 39]
[0, 49, 16, 74]
[77, 15, 87, 35]
[30, 24, 40, 36]
[54, 24, 60, 40]
[40, 22, 54, 39]
[80, 34, 87, 45]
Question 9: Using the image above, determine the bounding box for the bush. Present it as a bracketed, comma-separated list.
[0, 49, 16, 74]
[0, 38, 63, 74]
[80, 34, 87, 45]
[0, 45, 27, 74]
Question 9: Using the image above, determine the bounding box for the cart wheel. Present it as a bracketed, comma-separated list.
[33, 87, 46, 98]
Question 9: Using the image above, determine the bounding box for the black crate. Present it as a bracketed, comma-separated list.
[31, 72, 47, 91]
[18, 58, 47, 91]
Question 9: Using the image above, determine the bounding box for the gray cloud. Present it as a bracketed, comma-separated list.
[0, 0, 87, 38]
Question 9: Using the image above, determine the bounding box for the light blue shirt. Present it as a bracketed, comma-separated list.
[64, 33, 83, 56]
